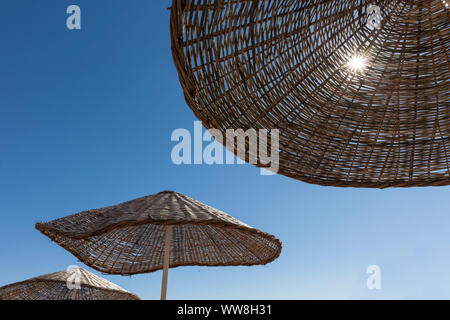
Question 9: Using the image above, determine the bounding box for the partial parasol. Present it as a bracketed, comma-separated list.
[170, 0, 450, 188]
[0, 267, 139, 300]
[35, 191, 282, 300]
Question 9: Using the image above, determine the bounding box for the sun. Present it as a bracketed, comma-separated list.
[347, 55, 368, 72]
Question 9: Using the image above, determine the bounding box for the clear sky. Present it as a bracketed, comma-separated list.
[1, 0, 449, 300]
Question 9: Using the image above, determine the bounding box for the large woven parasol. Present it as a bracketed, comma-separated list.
[0, 268, 139, 300]
[170, 0, 450, 188]
[35, 191, 282, 300]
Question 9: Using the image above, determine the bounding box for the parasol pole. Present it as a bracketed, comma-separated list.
[160, 225, 172, 300]
[72, 288, 77, 300]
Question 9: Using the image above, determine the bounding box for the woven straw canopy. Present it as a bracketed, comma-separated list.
[0, 268, 139, 300]
[170, 0, 450, 188]
[35, 191, 282, 275]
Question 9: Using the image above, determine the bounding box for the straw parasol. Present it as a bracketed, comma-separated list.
[35, 191, 282, 300]
[170, 0, 450, 188]
[0, 268, 139, 300]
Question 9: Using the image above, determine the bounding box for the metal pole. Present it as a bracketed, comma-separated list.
[160, 225, 172, 300]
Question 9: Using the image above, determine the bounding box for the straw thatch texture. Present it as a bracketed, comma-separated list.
[35, 191, 282, 275]
[170, 0, 450, 188]
[0, 268, 139, 300]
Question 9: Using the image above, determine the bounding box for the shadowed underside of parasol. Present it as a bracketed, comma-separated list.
[170, 0, 450, 188]
[0, 268, 139, 300]
[35, 191, 282, 275]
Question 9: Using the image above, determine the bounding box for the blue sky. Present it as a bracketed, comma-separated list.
[0, 0, 449, 300]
